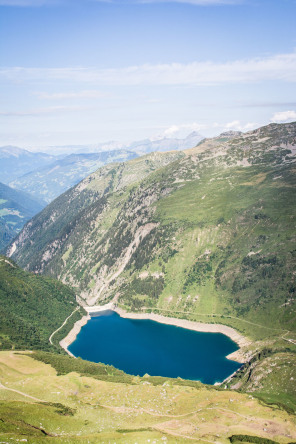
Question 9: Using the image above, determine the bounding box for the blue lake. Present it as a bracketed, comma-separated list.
[68, 310, 241, 384]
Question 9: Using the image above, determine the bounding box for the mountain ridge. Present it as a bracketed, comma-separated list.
[21, 131, 204, 156]
[2, 132, 203, 204]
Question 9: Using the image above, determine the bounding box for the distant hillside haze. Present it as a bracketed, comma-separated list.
[25, 132, 204, 156]
[0, 182, 45, 250]
[2, 132, 203, 204]
[0, 146, 59, 184]
[126, 131, 204, 154]
[0, 219, 15, 252]
[9, 150, 138, 204]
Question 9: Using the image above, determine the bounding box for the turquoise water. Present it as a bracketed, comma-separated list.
[68, 310, 241, 384]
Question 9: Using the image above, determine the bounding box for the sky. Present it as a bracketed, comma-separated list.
[0, 0, 296, 150]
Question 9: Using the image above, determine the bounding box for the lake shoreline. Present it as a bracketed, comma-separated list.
[114, 307, 251, 363]
[59, 313, 91, 357]
[60, 303, 251, 364]
[59, 302, 115, 356]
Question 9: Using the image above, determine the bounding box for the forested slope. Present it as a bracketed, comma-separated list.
[0, 256, 83, 351]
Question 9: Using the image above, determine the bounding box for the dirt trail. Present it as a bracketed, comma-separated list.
[49, 306, 80, 345]
[152, 423, 215, 443]
[0, 381, 45, 402]
[100, 403, 252, 421]
[147, 307, 289, 333]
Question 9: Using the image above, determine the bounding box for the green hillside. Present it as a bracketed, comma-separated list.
[7, 123, 295, 340]
[6, 150, 184, 275]
[0, 182, 45, 250]
[0, 255, 83, 351]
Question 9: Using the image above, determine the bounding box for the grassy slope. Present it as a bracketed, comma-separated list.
[222, 350, 296, 413]
[150, 163, 296, 334]
[0, 351, 295, 443]
[0, 255, 83, 352]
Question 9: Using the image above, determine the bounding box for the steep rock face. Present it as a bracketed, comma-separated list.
[7, 151, 184, 300]
[7, 123, 296, 337]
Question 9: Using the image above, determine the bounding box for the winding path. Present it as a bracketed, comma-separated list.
[49, 306, 80, 345]
[0, 381, 45, 403]
[147, 307, 292, 334]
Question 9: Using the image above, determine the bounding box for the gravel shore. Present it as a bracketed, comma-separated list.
[114, 307, 251, 362]
[59, 314, 90, 357]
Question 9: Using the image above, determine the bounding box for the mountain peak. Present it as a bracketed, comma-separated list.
[186, 131, 203, 139]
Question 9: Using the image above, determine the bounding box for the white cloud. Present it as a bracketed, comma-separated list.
[162, 122, 206, 138]
[34, 90, 106, 100]
[145, 98, 162, 103]
[210, 120, 258, 133]
[223, 120, 258, 132]
[270, 110, 296, 123]
[152, 120, 258, 140]
[0, 105, 88, 117]
[241, 101, 296, 108]
[2, 52, 296, 86]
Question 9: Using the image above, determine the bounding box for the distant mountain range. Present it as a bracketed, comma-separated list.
[9, 150, 138, 204]
[0, 146, 59, 184]
[30, 131, 204, 156]
[127, 131, 204, 154]
[1, 132, 203, 203]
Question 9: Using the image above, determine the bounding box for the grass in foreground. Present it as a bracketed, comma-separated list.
[0, 351, 295, 443]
